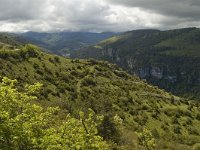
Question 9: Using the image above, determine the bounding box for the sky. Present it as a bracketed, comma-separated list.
[0, 0, 200, 32]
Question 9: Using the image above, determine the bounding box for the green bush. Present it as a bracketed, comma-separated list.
[82, 77, 97, 86]
[138, 128, 156, 150]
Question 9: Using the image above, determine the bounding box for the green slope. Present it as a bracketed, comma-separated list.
[0, 44, 200, 149]
[71, 28, 200, 101]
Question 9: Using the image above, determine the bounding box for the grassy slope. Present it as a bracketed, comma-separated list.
[0, 45, 200, 149]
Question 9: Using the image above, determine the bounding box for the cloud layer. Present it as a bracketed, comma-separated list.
[107, 0, 200, 19]
[0, 0, 199, 32]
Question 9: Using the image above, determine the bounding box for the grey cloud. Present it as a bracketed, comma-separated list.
[0, 0, 199, 32]
[106, 0, 200, 20]
[49, 0, 112, 28]
[0, 0, 117, 32]
[0, 0, 50, 21]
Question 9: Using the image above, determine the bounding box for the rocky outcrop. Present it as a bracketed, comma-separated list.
[127, 58, 135, 69]
[137, 67, 150, 78]
[115, 52, 121, 62]
[165, 76, 177, 83]
[150, 66, 163, 79]
[107, 48, 113, 57]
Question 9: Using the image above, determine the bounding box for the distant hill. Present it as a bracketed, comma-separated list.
[0, 44, 200, 149]
[0, 32, 26, 47]
[0, 32, 27, 53]
[71, 27, 200, 100]
[19, 31, 117, 55]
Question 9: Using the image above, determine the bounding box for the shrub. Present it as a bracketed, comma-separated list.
[193, 143, 200, 150]
[186, 118, 193, 125]
[22, 44, 39, 58]
[196, 113, 200, 120]
[171, 116, 179, 124]
[187, 127, 199, 135]
[161, 124, 169, 131]
[98, 116, 121, 143]
[48, 58, 54, 63]
[141, 103, 150, 110]
[173, 126, 181, 134]
[138, 128, 156, 150]
[151, 129, 160, 139]
[82, 77, 96, 86]
[54, 56, 60, 63]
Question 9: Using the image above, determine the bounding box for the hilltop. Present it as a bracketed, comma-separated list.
[0, 44, 200, 149]
[71, 27, 200, 100]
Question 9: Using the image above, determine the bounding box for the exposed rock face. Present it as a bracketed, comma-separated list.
[127, 58, 135, 69]
[137, 67, 151, 78]
[150, 66, 163, 79]
[101, 50, 105, 56]
[100, 50, 200, 86]
[115, 52, 121, 62]
[104, 53, 167, 80]
[165, 76, 177, 83]
[135, 66, 164, 79]
[107, 48, 113, 57]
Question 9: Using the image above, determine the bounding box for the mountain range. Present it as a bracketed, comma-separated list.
[19, 31, 117, 55]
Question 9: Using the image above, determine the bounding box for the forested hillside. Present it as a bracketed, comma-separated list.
[71, 28, 200, 101]
[19, 31, 116, 55]
[0, 44, 200, 149]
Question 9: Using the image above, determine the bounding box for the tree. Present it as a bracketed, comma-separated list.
[0, 77, 109, 150]
[138, 128, 156, 150]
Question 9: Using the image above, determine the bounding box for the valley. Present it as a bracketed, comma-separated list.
[0, 41, 199, 149]
[71, 28, 200, 101]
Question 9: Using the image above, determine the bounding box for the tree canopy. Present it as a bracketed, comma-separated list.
[0, 77, 109, 150]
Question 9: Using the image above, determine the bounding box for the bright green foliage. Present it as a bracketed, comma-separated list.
[138, 128, 156, 150]
[113, 114, 123, 125]
[40, 109, 109, 150]
[0, 77, 108, 150]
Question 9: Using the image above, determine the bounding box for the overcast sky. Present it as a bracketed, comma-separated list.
[0, 0, 199, 32]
